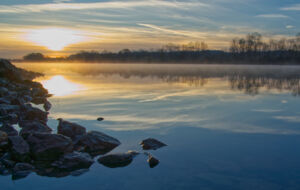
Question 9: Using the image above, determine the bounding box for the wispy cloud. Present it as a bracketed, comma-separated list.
[281, 4, 300, 11]
[0, 1, 209, 13]
[273, 116, 300, 123]
[256, 14, 289, 18]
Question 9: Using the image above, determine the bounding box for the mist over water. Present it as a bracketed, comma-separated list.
[5, 62, 300, 190]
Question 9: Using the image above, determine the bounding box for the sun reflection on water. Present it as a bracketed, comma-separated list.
[40, 75, 84, 97]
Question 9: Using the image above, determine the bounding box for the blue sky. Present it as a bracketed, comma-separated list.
[0, 0, 299, 58]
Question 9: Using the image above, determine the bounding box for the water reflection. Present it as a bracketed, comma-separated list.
[17, 63, 300, 96]
[40, 75, 84, 97]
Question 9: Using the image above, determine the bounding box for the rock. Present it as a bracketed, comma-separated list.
[0, 131, 8, 143]
[57, 119, 86, 140]
[97, 117, 104, 121]
[98, 151, 139, 168]
[0, 153, 15, 168]
[147, 154, 159, 168]
[26, 133, 73, 161]
[52, 151, 94, 171]
[76, 131, 121, 156]
[12, 163, 34, 180]
[43, 100, 52, 111]
[19, 120, 52, 138]
[0, 124, 18, 136]
[140, 138, 167, 150]
[8, 136, 30, 162]
[0, 104, 19, 114]
[0, 87, 9, 96]
[0, 113, 18, 125]
[0, 162, 10, 175]
[0, 131, 8, 152]
[70, 168, 89, 176]
[0, 98, 10, 104]
[22, 105, 48, 122]
[11, 97, 25, 105]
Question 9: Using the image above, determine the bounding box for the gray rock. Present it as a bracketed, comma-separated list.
[52, 151, 94, 171]
[26, 133, 73, 161]
[0, 124, 18, 136]
[57, 119, 86, 140]
[19, 120, 52, 138]
[76, 131, 121, 156]
[140, 138, 167, 150]
[8, 136, 30, 162]
[98, 151, 139, 168]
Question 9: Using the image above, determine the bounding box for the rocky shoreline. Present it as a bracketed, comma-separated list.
[0, 59, 166, 180]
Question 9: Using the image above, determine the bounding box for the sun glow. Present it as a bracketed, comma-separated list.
[41, 75, 84, 97]
[25, 28, 86, 51]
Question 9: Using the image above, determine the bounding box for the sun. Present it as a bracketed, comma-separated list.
[25, 28, 86, 51]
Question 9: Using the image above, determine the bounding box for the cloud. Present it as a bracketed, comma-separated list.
[53, 0, 72, 3]
[281, 4, 300, 11]
[286, 25, 294, 29]
[0, 1, 209, 13]
[252, 109, 282, 113]
[273, 116, 300, 123]
[256, 14, 289, 19]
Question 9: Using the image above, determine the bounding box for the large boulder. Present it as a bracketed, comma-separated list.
[52, 151, 94, 171]
[76, 131, 121, 156]
[19, 120, 52, 138]
[8, 136, 30, 162]
[57, 119, 86, 140]
[26, 133, 73, 161]
[21, 104, 48, 123]
[140, 138, 167, 150]
[0, 124, 18, 136]
[98, 151, 139, 168]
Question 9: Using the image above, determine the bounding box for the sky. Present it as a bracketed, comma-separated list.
[0, 0, 299, 58]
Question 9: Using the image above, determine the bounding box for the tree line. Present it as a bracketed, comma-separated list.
[22, 33, 300, 64]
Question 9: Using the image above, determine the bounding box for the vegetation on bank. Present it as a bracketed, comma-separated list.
[21, 33, 300, 64]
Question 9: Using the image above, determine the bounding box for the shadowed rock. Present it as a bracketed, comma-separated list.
[43, 100, 52, 111]
[76, 131, 121, 156]
[147, 154, 159, 168]
[57, 119, 86, 141]
[26, 133, 73, 161]
[8, 136, 30, 162]
[140, 138, 167, 150]
[23, 106, 48, 123]
[0, 124, 18, 136]
[0, 153, 15, 168]
[12, 162, 34, 180]
[97, 117, 104, 121]
[98, 151, 139, 168]
[19, 120, 52, 138]
[52, 151, 94, 172]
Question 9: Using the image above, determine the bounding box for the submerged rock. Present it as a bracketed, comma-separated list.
[26, 133, 73, 161]
[57, 119, 86, 140]
[76, 131, 121, 156]
[147, 154, 159, 168]
[8, 136, 30, 162]
[52, 151, 94, 171]
[98, 151, 139, 168]
[0, 124, 18, 136]
[140, 138, 167, 150]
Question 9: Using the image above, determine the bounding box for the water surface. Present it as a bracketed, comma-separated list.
[3, 63, 300, 190]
